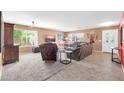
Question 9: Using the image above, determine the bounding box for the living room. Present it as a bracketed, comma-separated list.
[0, 11, 124, 81]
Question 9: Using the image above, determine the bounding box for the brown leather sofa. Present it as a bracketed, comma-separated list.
[67, 43, 93, 61]
[39, 43, 58, 62]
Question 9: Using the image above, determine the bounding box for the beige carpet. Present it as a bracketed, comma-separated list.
[1, 53, 65, 81]
[48, 52, 124, 81]
[1, 52, 124, 81]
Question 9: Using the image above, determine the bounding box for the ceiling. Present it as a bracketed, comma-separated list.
[2, 11, 122, 32]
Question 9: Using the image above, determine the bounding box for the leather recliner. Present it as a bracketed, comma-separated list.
[39, 43, 58, 62]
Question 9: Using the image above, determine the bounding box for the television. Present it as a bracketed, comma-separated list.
[45, 35, 55, 42]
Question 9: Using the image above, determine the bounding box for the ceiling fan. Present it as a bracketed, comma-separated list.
[31, 21, 35, 28]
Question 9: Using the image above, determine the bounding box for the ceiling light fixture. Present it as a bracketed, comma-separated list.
[31, 21, 35, 28]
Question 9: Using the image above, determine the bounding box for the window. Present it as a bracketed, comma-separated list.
[68, 33, 84, 42]
[14, 29, 38, 46]
[57, 34, 64, 42]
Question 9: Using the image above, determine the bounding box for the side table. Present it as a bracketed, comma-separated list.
[58, 49, 72, 64]
[111, 47, 121, 64]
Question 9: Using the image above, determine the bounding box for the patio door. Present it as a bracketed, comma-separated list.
[102, 29, 118, 53]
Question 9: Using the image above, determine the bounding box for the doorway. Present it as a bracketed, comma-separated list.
[102, 29, 118, 53]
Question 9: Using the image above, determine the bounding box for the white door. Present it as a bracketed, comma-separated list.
[102, 29, 118, 53]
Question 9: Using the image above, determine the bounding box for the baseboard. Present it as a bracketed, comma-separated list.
[93, 50, 102, 52]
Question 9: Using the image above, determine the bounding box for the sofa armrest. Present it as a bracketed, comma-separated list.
[72, 47, 81, 56]
[67, 47, 81, 61]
